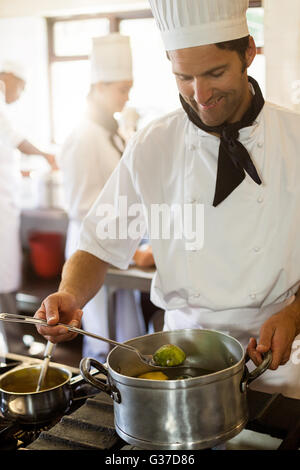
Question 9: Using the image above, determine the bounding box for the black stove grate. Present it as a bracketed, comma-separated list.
[26, 392, 124, 450]
[246, 390, 300, 449]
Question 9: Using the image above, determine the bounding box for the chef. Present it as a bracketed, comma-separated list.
[59, 34, 148, 362]
[0, 60, 57, 354]
[0, 61, 57, 168]
[34, 0, 300, 399]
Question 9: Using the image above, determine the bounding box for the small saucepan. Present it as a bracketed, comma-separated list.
[0, 363, 96, 424]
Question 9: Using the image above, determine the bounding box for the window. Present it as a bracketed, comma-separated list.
[247, 7, 264, 49]
[51, 60, 91, 144]
[47, 2, 264, 144]
[119, 18, 180, 128]
[53, 18, 109, 56]
[247, 7, 265, 94]
[47, 15, 111, 143]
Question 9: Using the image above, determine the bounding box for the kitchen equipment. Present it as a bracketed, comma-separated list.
[0, 359, 21, 374]
[32, 169, 65, 210]
[80, 328, 272, 450]
[28, 231, 64, 279]
[36, 341, 55, 392]
[1, 352, 299, 450]
[0, 313, 183, 369]
[0, 362, 99, 424]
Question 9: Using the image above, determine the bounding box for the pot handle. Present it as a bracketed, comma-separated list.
[240, 350, 273, 393]
[80, 357, 121, 403]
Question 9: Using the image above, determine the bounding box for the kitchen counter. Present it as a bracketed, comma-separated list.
[104, 265, 155, 340]
[105, 265, 154, 292]
[17, 262, 155, 312]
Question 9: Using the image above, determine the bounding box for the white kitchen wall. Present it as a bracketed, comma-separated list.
[0, 16, 51, 147]
[264, 0, 300, 111]
[0, 0, 148, 17]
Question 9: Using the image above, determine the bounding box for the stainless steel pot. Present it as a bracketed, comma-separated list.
[0, 364, 85, 424]
[80, 329, 272, 450]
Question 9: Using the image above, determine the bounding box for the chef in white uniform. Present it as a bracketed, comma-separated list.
[35, 0, 300, 399]
[59, 34, 146, 362]
[0, 60, 57, 354]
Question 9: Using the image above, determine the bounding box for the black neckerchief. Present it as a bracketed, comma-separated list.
[180, 76, 265, 207]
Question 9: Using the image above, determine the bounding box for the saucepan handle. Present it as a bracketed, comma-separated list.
[240, 350, 273, 393]
[80, 357, 121, 403]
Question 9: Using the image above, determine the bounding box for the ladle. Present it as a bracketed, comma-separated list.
[0, 313, 185, 369]
[36, 340, 55, 392]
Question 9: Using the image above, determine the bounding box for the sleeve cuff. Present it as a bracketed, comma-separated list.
[78, 241, 131, 270]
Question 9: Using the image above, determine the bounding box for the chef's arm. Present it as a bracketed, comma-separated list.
[247, 287, 300, 370]
[287, 287, 300, 332]
[59, 250, 109, 308]
[34, 250, 109, 343]
[18, 139, 58, 170]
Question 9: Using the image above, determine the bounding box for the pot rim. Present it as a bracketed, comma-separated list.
[107, 328, 246, 385]
[0, 364, 72, 395]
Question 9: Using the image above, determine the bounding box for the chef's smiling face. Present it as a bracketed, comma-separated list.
[169, 37, 256, 127]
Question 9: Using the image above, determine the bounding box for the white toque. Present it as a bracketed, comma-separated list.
[148, 0, 250, 51]
[90, 33, 133, 84]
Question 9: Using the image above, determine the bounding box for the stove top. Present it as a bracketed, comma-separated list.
[1, 353, 299, 451]
[0, 353, 104, 450]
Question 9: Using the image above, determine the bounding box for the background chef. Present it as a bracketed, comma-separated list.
[0, 60, 57, 354]
[34, 0, 300, 399]
[59, 34, 153, 362]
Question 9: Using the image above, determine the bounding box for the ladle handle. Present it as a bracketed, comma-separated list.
[36, 341, 55, 392]
[0, 313, 137, 354]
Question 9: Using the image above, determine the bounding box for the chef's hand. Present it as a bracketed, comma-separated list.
[43, 153, 59, 171]
[118, 107, 140, 142]
[34, 292, 83, 344]
[133, 245, 155, 268]
[247, 308, 299, 370]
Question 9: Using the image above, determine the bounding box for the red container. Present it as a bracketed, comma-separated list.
[29, 232, 64, 279]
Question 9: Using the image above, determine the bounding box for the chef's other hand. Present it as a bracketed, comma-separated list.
[133, 245, 155, 268]
[44, 153, 59, 171]
[34, 292, 83, 344]
[247, 308, 298, 370]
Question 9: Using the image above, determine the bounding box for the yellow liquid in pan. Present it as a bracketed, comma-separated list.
[0, 367, 69, 393]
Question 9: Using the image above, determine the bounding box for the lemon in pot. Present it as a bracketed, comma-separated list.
[153, 344, 186, 367]
[137, 371, 168, 380]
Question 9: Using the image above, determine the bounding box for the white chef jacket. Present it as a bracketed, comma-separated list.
[59, 117, 121, 228]
[0, 91, 24, 149]
[79, 102, 300, 397]
[0, 96, 24, 293]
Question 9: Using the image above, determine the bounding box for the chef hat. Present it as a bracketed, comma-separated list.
[90, 33, 133, 84]
[0, 59, 27, 82]
[148, 0, 249, 51]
